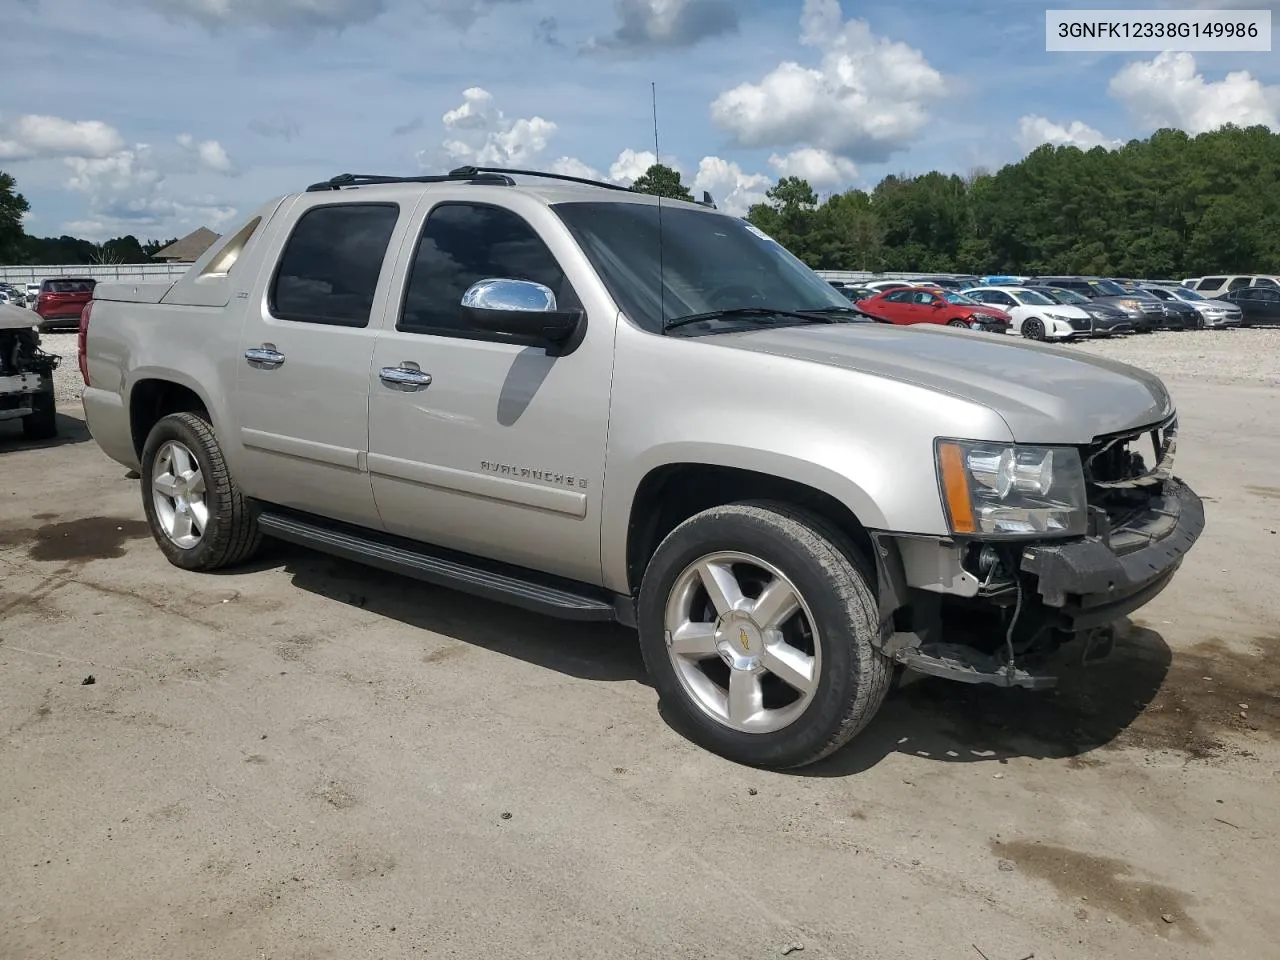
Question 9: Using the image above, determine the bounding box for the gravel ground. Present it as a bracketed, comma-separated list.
[38, 333, 82, 407]
[1073, 327, 1280, 385]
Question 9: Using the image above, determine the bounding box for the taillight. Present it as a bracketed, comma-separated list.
[78, 301, 93, 386]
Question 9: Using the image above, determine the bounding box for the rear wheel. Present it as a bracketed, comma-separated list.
[1021, 318, 1046, 340]
[141, 411, 262, 571]
[637, 502, 892, 769]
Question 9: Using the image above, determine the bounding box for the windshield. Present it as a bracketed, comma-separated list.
[1089, 279, 1127, 296]
[1175, 286, 1205, 300]
[553, 201, 863, 334]
[942, 291, 979, 305]
[1015, 290, 1054, 306]
[1043, 287, 1088, 305]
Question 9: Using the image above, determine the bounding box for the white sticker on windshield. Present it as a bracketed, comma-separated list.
[741, 220, 782, 246]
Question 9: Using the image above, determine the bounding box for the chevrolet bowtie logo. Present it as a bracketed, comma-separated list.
[738, 627, 751, 651]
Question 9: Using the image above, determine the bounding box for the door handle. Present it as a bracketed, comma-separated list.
[379, 365, 433, 391]
[245, 345, 285, 369]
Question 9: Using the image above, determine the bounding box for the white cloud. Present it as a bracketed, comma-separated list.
[431, 87, 556, 167]
[548, 156, 605, 180]
[0, 115, 125, 160]
[767, 148, 857, 187]
[1016, 115, 1121, 153]
[65, 147, 163, 195]
[138, 0, 523, 31]
[1108, 52, 1280, 134]
[63, 219, 109, 239]
[608, 148, 660, 184]
[693, 156, 771, 216]
[710, 0, 945, 163]
[585, 0, 738, 51]
[177, 133, 235, 173]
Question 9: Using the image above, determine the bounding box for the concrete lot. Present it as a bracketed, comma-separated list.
[2, 330, 1277, 959]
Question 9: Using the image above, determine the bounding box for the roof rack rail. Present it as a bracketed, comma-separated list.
[303, 165, 718, 209]
[305, 171, 517, 192]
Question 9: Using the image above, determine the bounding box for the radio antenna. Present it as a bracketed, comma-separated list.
[652, 81, 665, 328]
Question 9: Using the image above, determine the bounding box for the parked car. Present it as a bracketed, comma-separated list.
[1221, 285, 1280, 326]
[0, 302, 59, 439]
[1184, 275, 1280, 296]
[78, 165, 1205, 770]
[1024, 286, 1133, 336]
[1031, 277, 1162, 332]
[1113, 284, 1194, 330]
[25, 283, 40, 307]
[855, 287, 1011, 333]
[35, 277, 96, 330]
[0, 286, 26, 307]
[1140, 285, 1242, 329]
[960, 286, 1092, 340]
[862, 279, 914, 293]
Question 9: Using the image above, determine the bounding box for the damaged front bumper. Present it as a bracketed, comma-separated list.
[874, 477, 1205, 689]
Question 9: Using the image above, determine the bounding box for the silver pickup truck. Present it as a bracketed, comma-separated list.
[80, 167, 1204, 769]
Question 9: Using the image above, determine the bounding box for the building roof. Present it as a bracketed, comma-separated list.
[152, 227, 220, 262]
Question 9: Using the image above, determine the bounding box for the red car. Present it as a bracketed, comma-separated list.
[857, 286, 1011, 333]
[36, 277, 96, 331]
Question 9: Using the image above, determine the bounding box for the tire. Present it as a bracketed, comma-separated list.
[1021, 318, 1046, 340]
[637, 501, 892, 769]
[21, 386, 57, 441]
[946, 319, 969, 328]
[140, 411, 262, 571]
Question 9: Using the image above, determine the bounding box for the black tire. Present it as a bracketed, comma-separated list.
[21, 386, 57, 441]
[946, 319, 969, 328]
[140, 411, 261, 571]
[1021, 318, 1046, 340]
[637, 501, 892, 769]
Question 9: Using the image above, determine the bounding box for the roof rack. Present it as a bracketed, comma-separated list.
[305, 165, 718, 208]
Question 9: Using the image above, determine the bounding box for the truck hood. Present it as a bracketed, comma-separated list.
[714, 322, 1172, 444]
[0, 303, 37, 330]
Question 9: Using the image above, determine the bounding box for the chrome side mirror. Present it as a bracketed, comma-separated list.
[460, 278, 584, 356]
[461, 278, 557, 313]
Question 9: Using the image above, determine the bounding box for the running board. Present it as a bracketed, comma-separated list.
[256, 511, 618, 622]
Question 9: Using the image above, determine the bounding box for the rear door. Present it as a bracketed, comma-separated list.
[233, 197, 415, 529]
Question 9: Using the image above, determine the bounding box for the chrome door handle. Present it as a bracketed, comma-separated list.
[245, 345, 285, 369]
[379, 365, 433, 391]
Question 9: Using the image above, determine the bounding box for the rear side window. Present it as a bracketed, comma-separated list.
[269, 203, 399, 328]
[398, 202, 577, 337]
[1199, 277, 1226, 290]
[1256, 277, 1279, 288]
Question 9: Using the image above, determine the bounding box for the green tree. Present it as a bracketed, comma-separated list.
[630, 163, 693, 202]
[0, 171, 30, 262]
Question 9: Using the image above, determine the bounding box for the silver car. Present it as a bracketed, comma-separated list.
[79, 168, 1206, 768]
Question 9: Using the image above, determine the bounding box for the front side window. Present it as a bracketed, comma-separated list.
[1175, 287, 1204, 300]
[1228, 277, 1251, 291]
[914, 292, 938, 305]
[552, 201, 862, 335]
[399, 203, 577, 336]
[270, 203, 399, 327]
[1088, 279, 1126, 296]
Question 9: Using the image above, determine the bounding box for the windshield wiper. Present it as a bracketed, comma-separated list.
[662, 307, 839, 333]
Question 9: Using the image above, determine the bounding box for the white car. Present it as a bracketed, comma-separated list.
[960, 286, 1093, 340]
[1141, 284, 1242, 329]
[863, 279, 917, 293]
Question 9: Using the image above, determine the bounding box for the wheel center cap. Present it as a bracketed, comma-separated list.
[715, 611, 763, 671]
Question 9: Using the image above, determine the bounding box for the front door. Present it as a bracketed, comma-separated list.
[367, 198, 616, 585]
[234, 197, 413, 529]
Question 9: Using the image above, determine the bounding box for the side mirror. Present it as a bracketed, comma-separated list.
[460, 278, 584, 356]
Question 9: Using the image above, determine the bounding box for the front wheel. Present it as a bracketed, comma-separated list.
[1021, 318, 1046, 340]
[141, 411, 262, 571]
[637, 502, 892, 769]
[946, 319, 969, 329]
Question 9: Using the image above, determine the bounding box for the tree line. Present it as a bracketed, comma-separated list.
[4, 123, 1279, 275]
[634, 124, 1280, 278]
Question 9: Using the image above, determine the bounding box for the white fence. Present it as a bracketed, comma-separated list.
[0, 263, 191, 285]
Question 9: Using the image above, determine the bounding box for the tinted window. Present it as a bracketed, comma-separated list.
[44, 279, 95, 293]
[270, 204, 399, 327]
[399, 203, 576, 336]
[1200, 277, 1226, 289]
[1257, 289, 1280, 302]
[1227, 277, 1251, 291]
[883, 290, 913, 303]
[1258, 278, 1279, 288]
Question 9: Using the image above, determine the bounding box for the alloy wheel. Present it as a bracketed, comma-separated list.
[151, 440, 208, 549]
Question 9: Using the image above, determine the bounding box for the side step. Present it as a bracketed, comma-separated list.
[257, 511, 618, 622]
[894, 642, 1057, 690]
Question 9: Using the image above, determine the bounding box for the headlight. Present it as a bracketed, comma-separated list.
[935, 440, 1087, 538]
[1046, 312, 1075, 323]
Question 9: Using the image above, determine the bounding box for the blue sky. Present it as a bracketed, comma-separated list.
[2, 0, 1278, 240]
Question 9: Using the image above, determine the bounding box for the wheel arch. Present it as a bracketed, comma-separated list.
[127, 371, 216, 459]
